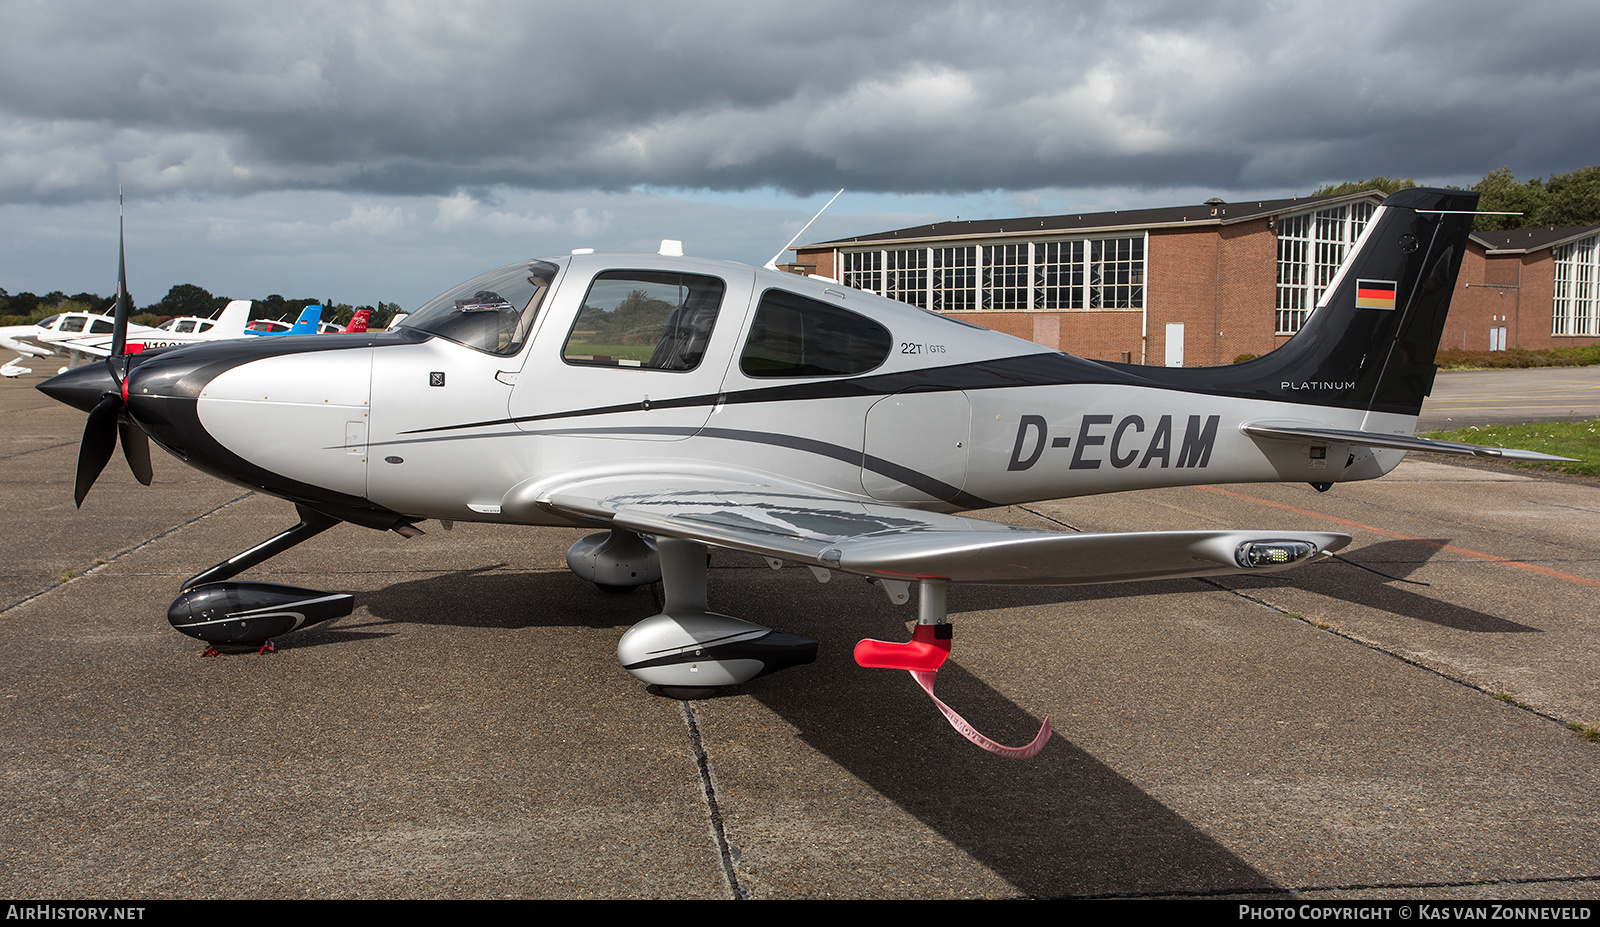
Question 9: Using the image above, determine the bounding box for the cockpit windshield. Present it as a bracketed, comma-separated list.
[398, 260, 559, 356]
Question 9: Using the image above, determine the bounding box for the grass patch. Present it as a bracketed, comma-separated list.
[1421, 420, 1600, 476]
[1568, 721, 1600, 744]
[1436, 345, 1600, 370]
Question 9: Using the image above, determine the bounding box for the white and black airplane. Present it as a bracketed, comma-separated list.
[2, 299, 253, 373]
[37, 188, 1567, 754]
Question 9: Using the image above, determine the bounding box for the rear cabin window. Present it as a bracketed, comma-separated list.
[739, 289, 892, 377]
[563, 271, 725, 371]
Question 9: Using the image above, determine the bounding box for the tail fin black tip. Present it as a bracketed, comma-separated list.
[1229, 187, 1480, 417]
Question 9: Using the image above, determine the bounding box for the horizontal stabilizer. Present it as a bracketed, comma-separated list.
[1243, 421, 1577, 462]
[538, 471, 1350, 586]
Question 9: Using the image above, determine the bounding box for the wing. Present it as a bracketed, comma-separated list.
[33, 333, 113, 359]
[539, 472, 1349, 586]
[0, 328, 55, 357]
[1244, 419, 1576, 462]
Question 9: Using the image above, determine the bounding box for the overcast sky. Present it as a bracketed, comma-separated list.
[3, 0, 1596, 310]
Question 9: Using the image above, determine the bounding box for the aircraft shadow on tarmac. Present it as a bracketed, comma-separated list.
[946, 537, 1539, 634]
[273, 535, 1539, 896]
[308, 557, 1280, 898]
[1220, 537, 1542, 634]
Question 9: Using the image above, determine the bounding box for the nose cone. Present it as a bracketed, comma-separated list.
[38, 361, 118, 413]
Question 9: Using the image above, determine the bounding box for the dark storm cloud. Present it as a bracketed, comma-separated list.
[2, 0, 1596, 205]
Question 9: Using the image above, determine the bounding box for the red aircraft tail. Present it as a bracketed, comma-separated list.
[341, 309, 371, 334]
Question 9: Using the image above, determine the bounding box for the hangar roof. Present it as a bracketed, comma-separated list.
[1470, 226, 1600, 254]
[800, 190, 1387, 249]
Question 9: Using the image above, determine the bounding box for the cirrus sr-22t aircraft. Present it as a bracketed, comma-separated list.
[38, 188, 1567, 756]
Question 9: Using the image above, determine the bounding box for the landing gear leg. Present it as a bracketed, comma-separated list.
[854, 580, 1052, 758]
[182, 505, 341, 591]
[166, 504, 355, 652]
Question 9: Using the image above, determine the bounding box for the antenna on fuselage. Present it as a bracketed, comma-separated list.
[764, 189, 844, 271]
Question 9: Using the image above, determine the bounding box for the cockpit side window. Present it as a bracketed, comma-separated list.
[739, 288, 891, 377]
[60, 316, 87, 333]
[399, 260, 559, 356]
[562, 271, 725, 371]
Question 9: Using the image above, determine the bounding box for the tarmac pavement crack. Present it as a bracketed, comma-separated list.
[679, 699, 746, 900]
[0, 490, 256, 616]
[1015, 504, 1081, 531]
[1200, 576, 1590, 733]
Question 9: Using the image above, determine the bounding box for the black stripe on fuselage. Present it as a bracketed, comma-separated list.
[397, 349, 1371, 439]
[368, 424, 997, 509]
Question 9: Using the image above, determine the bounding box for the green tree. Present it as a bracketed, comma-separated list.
[1473, 167, 1548, 232]
[1539, 165, 1600, 228]
[156, 284, 227, 318]
[1312, 176, 1418, 197]
[1472, 165, 1600, 231]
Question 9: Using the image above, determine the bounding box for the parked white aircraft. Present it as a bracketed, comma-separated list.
[38, 188, 1567, 755]
[3, 300, 253, 372]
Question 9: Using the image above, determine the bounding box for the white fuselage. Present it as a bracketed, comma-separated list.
[186, 252, 1409, 526]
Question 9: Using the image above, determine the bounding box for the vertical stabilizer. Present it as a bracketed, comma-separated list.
[1139, 188, 1479, 417]
[1237, 187, 1479, 415]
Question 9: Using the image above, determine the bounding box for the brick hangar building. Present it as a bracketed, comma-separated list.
[790, 191, 1600, 367]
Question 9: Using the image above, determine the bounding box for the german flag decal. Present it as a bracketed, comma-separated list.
[1356, 279, 1397, 310]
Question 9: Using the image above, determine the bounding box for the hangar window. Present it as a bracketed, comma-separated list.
[982, 244, 1030, 310]
[932, 246, 977, 311]
[1089, 237, 1144, 309]
[739, 288, 891, 377]
[1035, 241, 1084, 309]
[841, 251, 882, 295]
[885, 248, 928, 309]
[842, 237, 1144, 314]
[1276, 201, 1376, 334]
[1553, 233, 1597, 336]
[563, 271, 725, 371]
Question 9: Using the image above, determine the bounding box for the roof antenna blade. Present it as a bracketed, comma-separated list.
[110, 187, 130, 358]
[765, 189, 843, 270]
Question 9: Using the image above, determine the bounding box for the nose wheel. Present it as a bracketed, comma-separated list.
[166, 505, 357, 651]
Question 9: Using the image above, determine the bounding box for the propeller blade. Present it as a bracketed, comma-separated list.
[111, 188, 130, 357]
[120, 417, 152, 486]
[75, 394, 121, 507]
